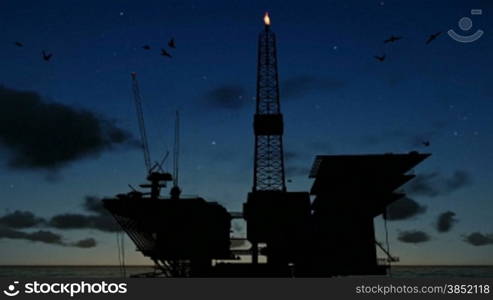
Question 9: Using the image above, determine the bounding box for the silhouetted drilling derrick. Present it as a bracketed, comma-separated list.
[252, 12, 286, 192]
[244, 13, 311, 268]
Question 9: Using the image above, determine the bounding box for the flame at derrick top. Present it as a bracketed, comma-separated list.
[263, 12, 271, 26]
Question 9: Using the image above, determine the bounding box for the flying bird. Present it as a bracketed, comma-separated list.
[42, 50, 53, 61]
[160, 48, 172, 58]
[384, 35, 403, 43]
[422, 141, 431, 147]
[374, 54, 386, 62]
[142, 45, 151, 50]
[168, 38, 176, 49]
[14, 42, 24, 47]
[426, 32, 442, 44]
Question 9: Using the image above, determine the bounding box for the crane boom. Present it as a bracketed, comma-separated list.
[131, 72, 151, 173]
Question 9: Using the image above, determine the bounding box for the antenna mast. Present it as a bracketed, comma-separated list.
[173, 110, 180, 187]
[170, 110, 181, 199]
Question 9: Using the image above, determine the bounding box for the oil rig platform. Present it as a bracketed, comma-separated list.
[103, 13, 430, 277]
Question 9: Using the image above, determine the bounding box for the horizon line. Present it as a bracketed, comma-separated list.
[1, 264, 493, 267]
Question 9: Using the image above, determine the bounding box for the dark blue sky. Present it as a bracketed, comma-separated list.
[0, 0, 492, 265]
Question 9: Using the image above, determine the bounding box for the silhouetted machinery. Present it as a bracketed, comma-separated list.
[103, 185, 232, 277]
[104, 152, 429, 277]
[104, 74, 232, 276]
[301, 153, 429, 276]
[103, 13, 430, 277]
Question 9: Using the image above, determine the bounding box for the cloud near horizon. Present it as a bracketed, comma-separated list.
[0, 210, 46, 229]
[0, 196, 120, 233]
[463, 232, 493, 246]
[398, 230, 431, 244]
[48, 196, 120, 232]
[0, 226, 97, 248]
[385, 197, 427, 221]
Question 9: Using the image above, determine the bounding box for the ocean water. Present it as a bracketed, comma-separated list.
[0, 266, 154, 278]
[0, 266, 492, 278]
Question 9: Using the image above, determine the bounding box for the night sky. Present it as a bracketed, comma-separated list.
[0, 0, 492, 266]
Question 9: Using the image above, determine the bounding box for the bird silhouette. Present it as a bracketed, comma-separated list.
[384, 35, 403, 43]
[160, 48, 172, 58]
[14, 42, 24, 47]
[374, 54, 386, 62]
[168, 38, 176, 49]
[142, 45, 151, 50]
[426, 32, 442, 44]
[42, 50, 53, 61]
[422, 141, 431, 147]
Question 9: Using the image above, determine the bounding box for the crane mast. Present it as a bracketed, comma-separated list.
[131, 72, 152, 173]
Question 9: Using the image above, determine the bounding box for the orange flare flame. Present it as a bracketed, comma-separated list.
[263, 12, 271, 26]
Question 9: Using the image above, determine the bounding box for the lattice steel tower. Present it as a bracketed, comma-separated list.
[252, 12, 286, 192]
